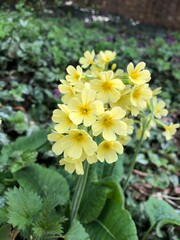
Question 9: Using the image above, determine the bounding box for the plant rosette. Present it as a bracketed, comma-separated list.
[48, 50, 179, 238]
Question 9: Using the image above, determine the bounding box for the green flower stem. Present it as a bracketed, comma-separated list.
[142, 225, 154, 240]
[123, 128, 145, 191]
[123, 114, 153, 191]
[70, 161, 89, 224]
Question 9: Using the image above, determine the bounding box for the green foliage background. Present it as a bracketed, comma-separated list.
[0, 1, 179, 240]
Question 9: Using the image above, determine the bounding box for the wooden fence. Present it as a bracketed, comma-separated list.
[73, 0, 180, 31]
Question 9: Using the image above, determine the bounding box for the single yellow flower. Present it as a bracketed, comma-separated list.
[60, 157, 84, 175]
[123, 118, 134, 134]
[98, 50, 116, 64]
[153, 87, 162, 96]
[52, 104, 77, 133]
[58, 80, 75, 104]
[164, 123, 179, 140]
[92, 106, 127, 141]
[66, 65, 83, 85]
[111, 85, 131, 112]
[130, 84, 152, 110]
[97, 140, 123, 163]
[68, 85, 104, 126]
[61, 129, 97, 159]
[0, 118, 2, 125]
[118, 135, 131, 145]
[79, 50, 95, 68]
[152, 97, 168, 119]
[91, 70, 125, 103]
[127, 62, 151, 85]
[47, 132, 64, 155]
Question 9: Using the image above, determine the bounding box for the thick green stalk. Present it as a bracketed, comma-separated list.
[123, 128, 145, 191]
[70, 161, 89, 223]
[123, 115, 152, 191]
[142, 225, 154, 240]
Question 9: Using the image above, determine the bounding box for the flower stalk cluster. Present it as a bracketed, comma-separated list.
[48, 50, 179, 175]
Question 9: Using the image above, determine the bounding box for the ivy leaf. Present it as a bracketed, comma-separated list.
[85, 200, 138, 240]
[5, 187, 42, 230]
[145, 196, 180, 238]
[14, 164, 70, 206]
[65, 220, 90, 240]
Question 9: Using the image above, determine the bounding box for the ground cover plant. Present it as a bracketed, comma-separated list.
[0, 2, 180, 239]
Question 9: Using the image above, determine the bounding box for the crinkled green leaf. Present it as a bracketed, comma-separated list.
[5, 187, 42, 230]
[33, 202, 65, 239]
[65, 220, 90, 240]
[145, 196, 180, 238]
[80, 177, 124, 224]
[14, 164, 70, 206]
[81, 177, 137, 239]
[85, 200, 138, 240]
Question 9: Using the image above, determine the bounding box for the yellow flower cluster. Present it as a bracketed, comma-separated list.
[48, 50, 179, 174]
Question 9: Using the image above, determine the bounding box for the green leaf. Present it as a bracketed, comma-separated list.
[12, 129, 48, 151]
[0, 130, 48, 165]
[102, 156, 124, 182]
[14, 164, 70, 206]
[65, 220, 90, 240]
[0, 206, 8, 225]
[5, 187, 42, 230]
[79, 178, 124, 224]
[85, 200, 138, 240]
[33, 203, 65, 238]
[145, 196, 180, 238]
[0, 225, 11, 240]
[79, 183, 112, 224]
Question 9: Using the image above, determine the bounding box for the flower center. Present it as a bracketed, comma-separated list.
[131, 71, 139, 80]
[80, 105, 91, 115]
[132, 89, 141, 99]
[76, 132, 84, 142]
[102, 81, 112, 91]
[103, 142, 112, 149]
[103, 116, 113, 127]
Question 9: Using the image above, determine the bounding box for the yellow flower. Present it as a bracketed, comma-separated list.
[111, 85, 131, 112]
[152, 97, 168, 119]
[60, 157, 84, 175]
[98, 50, 116, 64]
[153, 87, 162, 96]
[79, 50, 95, 68]
[47, 132, 63, 155]
[123, 118, 134, 134]
[127, 62, 151, 85]
[97, 140, 123, 163]
[164, 123, 179, 140]
[130, 84, 152, 110]
[91, 70, 125, 103]
[58, 80, 75, 104]
[118, 135, 131, 145]
[92, 106, 127, 141]
[52, 104, 77, 133]
[66, 65, 83, 85]
[136, 127, 150, 140]
[0, 118, 1, 125]
[61, 129, 97, 159]
[68, 85, 104, 126]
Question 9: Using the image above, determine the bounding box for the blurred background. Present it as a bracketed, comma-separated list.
[0, 1, 180, 239]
